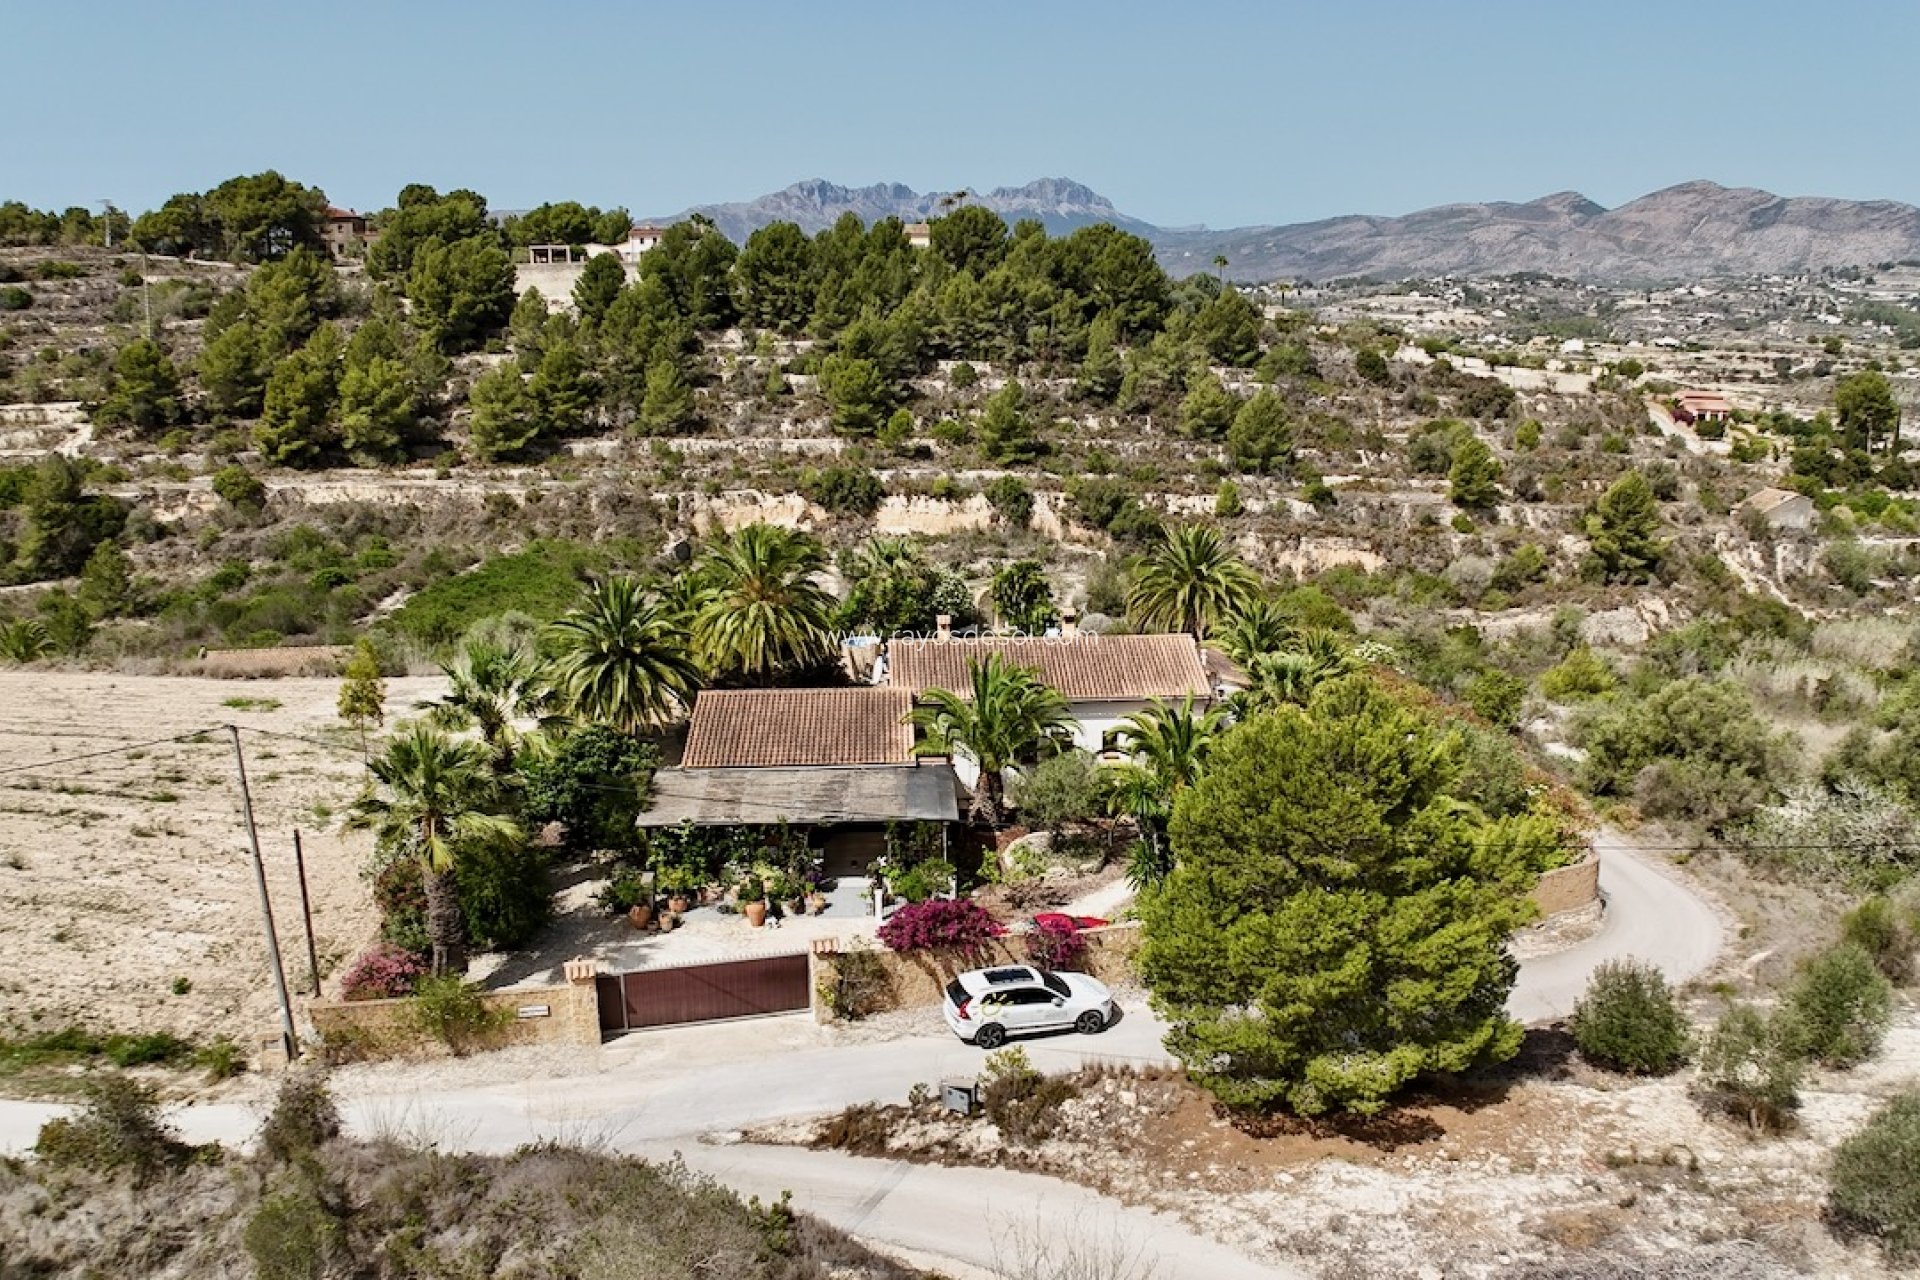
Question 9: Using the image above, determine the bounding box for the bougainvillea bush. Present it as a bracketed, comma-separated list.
[877, 899, 1006, 958]
[1025, 916, 1088, 971]
[338, 942, 430, 1001]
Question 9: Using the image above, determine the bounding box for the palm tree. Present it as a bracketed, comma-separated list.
[911, 655, 1078, 825]
[693, 523, 836, 682]
[1233, 629, 1358, 715]
[416, 640, 556, 772]
[1111, 696, 1229, 886]
[547, 577, 702, 734]
[1215, 597, 1295, 667]
[1126, 524, 1259, 641]
[350, 724, 524, 975]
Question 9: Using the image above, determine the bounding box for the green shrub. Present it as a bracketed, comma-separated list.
[1567, 959, 1689, 1075]
[245, 1184, 347, 1280]
[195, 1038, 247, 1081]
[979, 1047, 1079, 1144]
[1008, 750, 1109, 830]
[1841, 896, 1915, 983]
[1830, 1091, 1920, 1263]
[408, 976, 510, 1055]
[382, 541, 602, 648]
[0, 285, 31, 311]
[211, 464, 266, 510]
[259, 1069, 342, 1162]
[984, 475, 1033, 528]
[33, 1076, 197, 1176]
[1694, 1003, 1802, 1133]
[1539, 647, 1615, 702]
[1782, 943, 1892, 1067]
[800, 464, 886, 518]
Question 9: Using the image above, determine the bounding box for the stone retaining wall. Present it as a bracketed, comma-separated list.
[1530, 849, 1601, 919]
[309, 961, 599, 1061]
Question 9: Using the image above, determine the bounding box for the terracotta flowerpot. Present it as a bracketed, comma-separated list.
[627, 903, 653, 930]
[659, 912, 678, 933]
[667, 894, 691, 915]
[743, 900, 769, 928]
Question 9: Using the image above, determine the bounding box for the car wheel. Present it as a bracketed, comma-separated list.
[1074, 1010, 1106, 1035]
[974, 1023, 1007, 1049]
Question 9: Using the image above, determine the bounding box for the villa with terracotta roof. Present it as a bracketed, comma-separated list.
[636, 626, 1217, 858]
[640, 686, 959, 877]
[882, 622, 1216, 785]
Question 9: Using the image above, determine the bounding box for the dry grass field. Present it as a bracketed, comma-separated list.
[0, 671, 443, 1049]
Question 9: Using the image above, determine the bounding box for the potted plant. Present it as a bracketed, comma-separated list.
[661, 866, 696, 915]
[738, 875, 768, 928]
[598, 868, 653, 928]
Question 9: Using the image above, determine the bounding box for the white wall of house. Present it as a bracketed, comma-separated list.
[945, 697, 1170, 789]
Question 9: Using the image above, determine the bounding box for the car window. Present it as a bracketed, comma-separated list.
[1008, 988, 1053, 1005]
[1040, 972, 1069, 998]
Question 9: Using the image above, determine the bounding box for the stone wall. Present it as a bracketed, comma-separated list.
[1530, 849, 1601, 919]
[809, 925, 1144, 1022]
[310, 961, 600, 1061]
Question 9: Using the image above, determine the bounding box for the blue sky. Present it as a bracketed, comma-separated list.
[5, 0, 1916, 227]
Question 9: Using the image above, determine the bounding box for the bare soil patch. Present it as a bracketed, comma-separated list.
[0, 671, 442, 1055]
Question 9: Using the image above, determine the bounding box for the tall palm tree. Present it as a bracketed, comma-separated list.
[547, 576, 702, 734]
[693, 523, 836, 682]
[911, 654, 1078, 825]
[416, 640, 556, 772]
[1126, 524, 1259, 641]
[1111, 695, 1230, 886]
[350, 724, 524, 975]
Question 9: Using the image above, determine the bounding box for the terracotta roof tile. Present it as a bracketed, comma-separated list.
[682, 688, 915, 768]
[887, 634, 1210, 702]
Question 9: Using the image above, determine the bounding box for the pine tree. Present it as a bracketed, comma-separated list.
[97, 338, 182, 434]
[979, 379, 1042, 463]
[254, 323, 343, 466]
[1449, 437, 1504, 510]
[529, 340, 595, 437]
[198, 320, 269, 417]
[1075, 313, 1124, 403]
[1586, 470, 1666, 582]
[337, 353, 416, 465]
[465, 364, 540, 461]
[1227, 389, 1294, 474]
[637, 353, 696, 436]
[1178, 371, 1237, 440]
[1140, 677, 1544, 1115]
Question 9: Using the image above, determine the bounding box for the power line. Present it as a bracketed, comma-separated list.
[0, 727, 225, 779]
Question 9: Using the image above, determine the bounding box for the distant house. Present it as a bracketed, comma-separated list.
[1672, 390, 1734, 426]
[639, 687, 960, 878]
[617, 224, 671, 264]
[882, 623, 1214, 784]
[904, 221, 932, 250]
[1738, 486, 1816, 532]
[320, 206, 369, 260]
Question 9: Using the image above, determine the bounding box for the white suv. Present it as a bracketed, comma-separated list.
[941, 965, 1115, 1048]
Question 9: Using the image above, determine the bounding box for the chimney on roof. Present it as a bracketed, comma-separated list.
[1060, 606, 1079, 639]
[935, 614, 951, 641]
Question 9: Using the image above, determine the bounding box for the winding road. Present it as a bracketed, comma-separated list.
[0, 829, 1722, 1280]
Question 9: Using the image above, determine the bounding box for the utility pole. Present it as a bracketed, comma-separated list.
[228, 725, 300, 1060]
[292, 829, 321, 998]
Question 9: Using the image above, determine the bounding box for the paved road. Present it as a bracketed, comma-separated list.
[1508, 826, 1725, 1024]
[0, 827, 1717, 1280]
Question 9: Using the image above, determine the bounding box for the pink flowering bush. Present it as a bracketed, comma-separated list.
[338, 942, 429, 1001]
[1025, 916, 1087, 971]
[877, 899, 1006, 958]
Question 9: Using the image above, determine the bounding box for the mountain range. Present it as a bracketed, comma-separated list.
[662, 178, 1920, 283]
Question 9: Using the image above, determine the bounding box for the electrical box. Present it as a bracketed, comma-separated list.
[941, 1077, 978, 1116]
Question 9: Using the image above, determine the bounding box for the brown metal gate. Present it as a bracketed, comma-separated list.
[596, 953, 811, 1034]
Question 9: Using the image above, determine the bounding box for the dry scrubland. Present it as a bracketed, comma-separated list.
[0, 673, 441, 1048]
